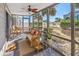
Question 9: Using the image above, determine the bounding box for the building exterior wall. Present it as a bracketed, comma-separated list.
[0, 4, 6, 50]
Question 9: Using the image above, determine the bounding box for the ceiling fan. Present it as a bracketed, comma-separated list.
[27, 5, 38, 13]
[21, 5, 38, 13]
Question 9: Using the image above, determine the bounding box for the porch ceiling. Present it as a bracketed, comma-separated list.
[6, 3, 54, 15]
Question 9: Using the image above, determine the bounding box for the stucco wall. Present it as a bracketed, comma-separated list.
[0, 4, 6, 50]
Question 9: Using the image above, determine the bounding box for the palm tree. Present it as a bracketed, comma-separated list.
[55, 18, 59, 22]
[55, 17, 62, 22]
[65, 17, 70, 20]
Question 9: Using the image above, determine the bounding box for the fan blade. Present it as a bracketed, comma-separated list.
[31, 9, 38, 13]
[31, 8, 38, 11]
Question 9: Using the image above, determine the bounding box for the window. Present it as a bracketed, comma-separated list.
[48, 3, 71, 55]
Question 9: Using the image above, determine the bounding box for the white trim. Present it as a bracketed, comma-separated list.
[4, 4, 12, 16]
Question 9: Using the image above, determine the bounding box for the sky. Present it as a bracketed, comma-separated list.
[49, 3, 71, 22]
[23, 3, 71, 22]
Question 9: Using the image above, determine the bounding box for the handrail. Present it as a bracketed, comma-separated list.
[44, 34, 79, 56]
[44, 41, 65, 56]
[51, 34, 79, 44]
[41, 31, 79, 44]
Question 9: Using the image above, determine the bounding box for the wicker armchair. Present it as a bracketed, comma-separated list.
[30, 29, 43, 52]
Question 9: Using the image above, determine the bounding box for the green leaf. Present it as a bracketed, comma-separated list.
[42, 9, 48, 16]
[74, 3, 79, 8]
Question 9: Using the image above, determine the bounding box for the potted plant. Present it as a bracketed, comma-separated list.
[49, 7, 56, 16]
[42, 7, 56, 16]
[42, 28, 52, 44]
[46, 28, 53, 44]
[42, 9, 48, 16]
